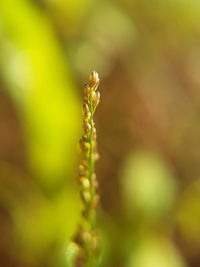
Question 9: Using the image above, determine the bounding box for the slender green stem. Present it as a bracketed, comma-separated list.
[73, 71, 100, 267]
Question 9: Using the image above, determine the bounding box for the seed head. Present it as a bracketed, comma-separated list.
[74, 71, 100, 264]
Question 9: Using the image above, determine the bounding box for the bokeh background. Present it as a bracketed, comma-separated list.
[0, 0, 200, 266]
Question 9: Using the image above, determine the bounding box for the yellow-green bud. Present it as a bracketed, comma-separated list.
[89, 70, 99, 89]
[83, 121, 91, 132]
[81, 191, 91, 203]
[80, 177, 90, 189]
[82, 103, 90, 115]
[84, 84, 91, 95]
[78, 164, 85, 176]
[92, 91, 100, 106]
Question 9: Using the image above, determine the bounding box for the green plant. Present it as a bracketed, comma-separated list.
[73, 71, 101, 267]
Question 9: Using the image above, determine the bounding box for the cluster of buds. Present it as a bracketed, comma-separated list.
[78, 71, 100, 215]
[75, 71, 100, 265]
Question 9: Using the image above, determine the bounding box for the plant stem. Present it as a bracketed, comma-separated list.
[74, 71, 100, 267]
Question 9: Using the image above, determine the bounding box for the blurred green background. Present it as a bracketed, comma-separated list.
[0, 0, 200, 266]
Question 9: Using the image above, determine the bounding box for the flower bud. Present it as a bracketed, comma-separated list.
[92, 127, 96, 134]
[92, 91, 100, 106]
[94, 152, 100, 160]
[89, 71, 99, 88]
[92, 195, 100, 208]
[83, 121, 91, 132]
[82, 103, 90, 115]
[95, 91, 100, 105]
[84, 84, 91, 95]
[82, 231, 92, 243]
[84, 142, 90, 152]
[93, 180, 99, 190]
[91, 173, 96, 181]
[81, 160, 88, 167]
[81, 191, 91, 203]
[79, 138, 90, 152]
[79, 138, 85, 151]
[78, 164, 85, 176]
[80, 177, 90, 189]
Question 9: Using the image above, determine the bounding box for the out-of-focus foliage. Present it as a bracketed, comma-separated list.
[121, 151, 176, 219]
[0, 0, 81, 266]
[0, 0, 80, 187]
[0, 0, 200, 266]
[128, 235, 186, 267]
